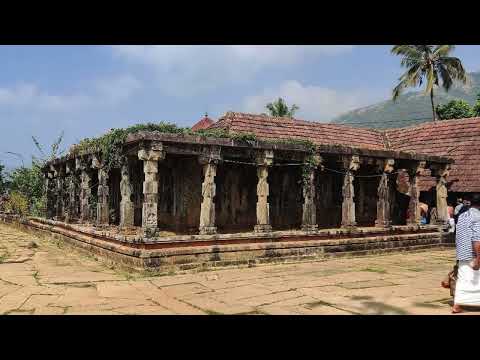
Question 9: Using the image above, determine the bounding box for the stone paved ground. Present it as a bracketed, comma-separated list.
[1, 222, 478, 315]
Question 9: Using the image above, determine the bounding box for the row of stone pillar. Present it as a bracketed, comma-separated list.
[45, 145, 450, 236]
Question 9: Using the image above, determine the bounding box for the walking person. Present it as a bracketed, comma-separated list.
[452, 193, 480, 314]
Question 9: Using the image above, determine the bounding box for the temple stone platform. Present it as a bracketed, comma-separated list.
[1, 214, 454, 274]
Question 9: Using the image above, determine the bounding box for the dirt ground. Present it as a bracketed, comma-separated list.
[0, 222, 474, 315]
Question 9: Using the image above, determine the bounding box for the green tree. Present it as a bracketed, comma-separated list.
[473, 92, 480, 117]
[265, 98, 299, 118]
[7, 132, 65, 216]
[391, 45, 467, 121]
[436, 99, 474, 120]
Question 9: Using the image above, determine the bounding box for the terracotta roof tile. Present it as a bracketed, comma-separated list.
[212, 112, 387, 150]
[192, 115, 215, 131]
[386, 117, 480, 192]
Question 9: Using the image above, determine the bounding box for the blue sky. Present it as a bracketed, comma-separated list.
[1, 45, 480, 169]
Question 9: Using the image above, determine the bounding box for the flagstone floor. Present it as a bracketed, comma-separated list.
[0, 222, 475, 315]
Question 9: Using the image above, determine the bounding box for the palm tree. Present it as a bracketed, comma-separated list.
[391, 45, 467, 121]
[265, 98, 299, 118]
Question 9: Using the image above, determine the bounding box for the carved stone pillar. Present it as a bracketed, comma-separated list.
[138, 142, 166, 237]
[434, 164, 450, 224]
[254, 150, 274, 233]
[94, 158, 110, 225]
[341, 155, 360, 228]
[54, 164, 65, 221]
[198, 148, 221, 235]
[119, 161, 134, 227]
[64, 161, 77, 223]
[375, 159, 395, 228]
[407, 161, 426, 225]
[77, 158, 91, 223]
[301, 153, 323, 232]
[45, 170, 56, 219]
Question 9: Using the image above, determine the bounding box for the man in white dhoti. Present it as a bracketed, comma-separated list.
[452, 193, 480, 313]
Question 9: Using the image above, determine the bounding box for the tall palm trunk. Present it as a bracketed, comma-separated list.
[430, 88, 437, 121]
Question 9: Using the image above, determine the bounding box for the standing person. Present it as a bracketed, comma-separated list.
[454, 198, 463, 216]
[452, 193, 480, 314]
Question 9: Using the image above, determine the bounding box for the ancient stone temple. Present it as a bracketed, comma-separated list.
[29, 112, 454, 272]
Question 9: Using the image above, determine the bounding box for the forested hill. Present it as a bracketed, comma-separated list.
[330, 72, 480, 129]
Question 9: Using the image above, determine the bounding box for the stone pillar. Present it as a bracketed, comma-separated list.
[198, 149, 221, 235]
[407, 161, 426, 225]
[93, 155, 110, 225]
[254, 150, 274, 233]
[64, 161, 77, 223]
[54, 164, 65, 221]
[77, 158, 91, 223]
[119, 161, 134, 227]
[138, 142, 166, 237]
[45, 171, 56, 219]
[341, 155, 360, 228]
[434, 164, 450, 224]
[375, 159, 395, 228]
[301, 153, 323, 232]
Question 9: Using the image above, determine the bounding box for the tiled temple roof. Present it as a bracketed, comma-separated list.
[191, 114, 215, 131]
[210, 112, 387, 150]
[385, 117, 480, 193]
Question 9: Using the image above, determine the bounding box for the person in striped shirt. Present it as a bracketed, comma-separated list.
[452, 193, 480, 313]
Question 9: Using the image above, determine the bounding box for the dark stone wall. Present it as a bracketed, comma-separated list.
[129, 157, 144, 227]
[269, 166, 302, 230]
[316, 170, 343, 228]
[108, 168, 121, 225]
[215, 163, 257, 232]
[354, 174, 380, 227]
[157, 155, 202, 234]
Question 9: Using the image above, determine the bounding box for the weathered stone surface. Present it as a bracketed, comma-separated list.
[138, 143, 166, 237]
[254, 150, 274, 233]
[375, 159, 395, 228]
[119, 163, 134, 227]
[0, 222, 471, 315]
[341, 155, 360, 227]
[199, 160, 217, 235]
[407, 161, 426, 225]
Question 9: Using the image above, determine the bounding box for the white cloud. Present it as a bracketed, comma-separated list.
[0, 74, 141, 112]
[111, 45, 354, 96]
[243, 80, 376, 121]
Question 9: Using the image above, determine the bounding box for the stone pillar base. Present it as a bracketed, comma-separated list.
[199, 226, 217, 235]
[254, 224, 272, 233]
[341, 223, 357, 229]
[301, 224, 318, 232]
[375, 220, 392, 228]
[143, 227, 158, 238]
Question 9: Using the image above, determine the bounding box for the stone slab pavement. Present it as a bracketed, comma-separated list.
[0, 222, 477, 315]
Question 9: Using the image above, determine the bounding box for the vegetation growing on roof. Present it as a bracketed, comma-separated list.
[68, 121, 315, 171]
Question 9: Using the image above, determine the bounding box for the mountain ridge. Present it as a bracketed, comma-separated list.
[331, 72, 480, 129]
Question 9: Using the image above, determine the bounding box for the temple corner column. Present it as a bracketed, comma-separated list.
[138, 142, 165, 238]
